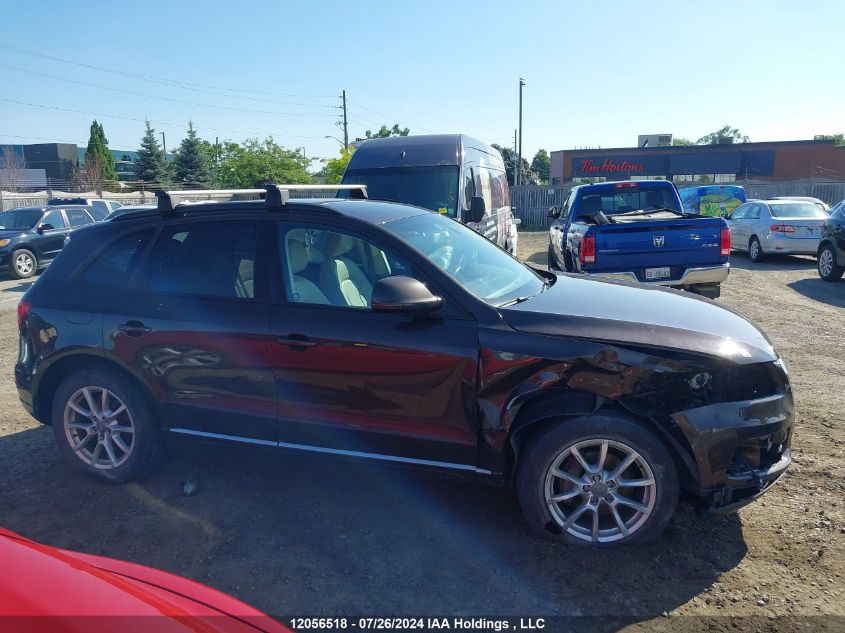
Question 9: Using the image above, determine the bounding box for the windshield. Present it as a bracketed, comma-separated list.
[0, 208, 42, 230]
[385, 213, 545, 306]
[343, 166, 460, 217]
[769, 203, 828, 219]
[580, 187, 681, 215]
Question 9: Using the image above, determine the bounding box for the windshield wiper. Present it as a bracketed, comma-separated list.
[498, 295, 534, 307]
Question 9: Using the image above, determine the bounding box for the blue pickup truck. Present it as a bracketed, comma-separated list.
[547, 180, 730, 298]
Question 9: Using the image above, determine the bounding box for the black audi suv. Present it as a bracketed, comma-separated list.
[14, 185, 793, 546]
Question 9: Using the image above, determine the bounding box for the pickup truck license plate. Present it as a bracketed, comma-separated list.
[645, 267, 671, 280]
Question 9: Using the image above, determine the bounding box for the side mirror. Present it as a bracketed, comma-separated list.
[547, 206, 560, 219]
[38, 223, 54, 233]
[372, 276, 443, 314]
[468, 196, 486, 223]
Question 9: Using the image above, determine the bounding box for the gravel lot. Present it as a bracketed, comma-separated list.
[1, 232, 843, 631]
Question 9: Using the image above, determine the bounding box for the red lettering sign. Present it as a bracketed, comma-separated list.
[579, 159, 646, 174]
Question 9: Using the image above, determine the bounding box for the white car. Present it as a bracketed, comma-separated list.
[727, 200, 829, 262]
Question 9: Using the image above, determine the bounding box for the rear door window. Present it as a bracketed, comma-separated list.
[150, 221, 257, 300]
[66, 208, 94, 227]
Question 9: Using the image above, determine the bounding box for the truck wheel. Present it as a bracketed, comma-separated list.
[818, 244, 844, 282]
[547, 245, 559, 271]
[516, 414, 679, 547]
[10, 249, 37, 279]
[749, 236, 764, 262]
[691, 284, 720, 299]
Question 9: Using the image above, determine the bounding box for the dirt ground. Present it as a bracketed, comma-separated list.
[0, 232, 843, 632]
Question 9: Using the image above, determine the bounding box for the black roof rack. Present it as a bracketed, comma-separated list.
[155, 183, 368, 213]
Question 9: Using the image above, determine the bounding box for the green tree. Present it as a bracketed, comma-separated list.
[134, 121, 169, 184]
[492, 144, 533, 186]
[172, 122, 212, 187]
[814, 133, 844, 146]
[365, 124, 410, 139]
[672, 137, 695, 146]
[324, 147, 355, 184]
[85, 120, 117, 182]
[530, 149, 550, 184]
[217, 138, 312, 188]
[697, 125, 749, 145]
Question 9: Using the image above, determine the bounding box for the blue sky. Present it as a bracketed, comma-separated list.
[1, 0, 842, 165]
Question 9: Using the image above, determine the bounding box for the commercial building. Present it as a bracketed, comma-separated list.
[0, 143, 78, 180]
[549, 139, 845, 184]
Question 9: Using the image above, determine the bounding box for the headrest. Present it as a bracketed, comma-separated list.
[323, 232, 354, 258]
[580, 196, 602, 214]
[288, 240, 309, 274]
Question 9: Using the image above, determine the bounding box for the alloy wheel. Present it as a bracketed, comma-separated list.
[63, 386, 135, 469]
[544, 439, 657, 544]
[15, 252, 34, 276]
[750, 239, 760, 260]
[819, 249, 834, 277]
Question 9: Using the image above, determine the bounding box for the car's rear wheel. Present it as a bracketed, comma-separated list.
[516, 414, 679, 547]
[818, 244, 844, 282]
[749, 236, 764, 262]
[52, 369, 158, 482]
[10, 248, 37, 279]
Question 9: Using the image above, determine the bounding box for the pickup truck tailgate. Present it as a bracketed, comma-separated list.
[595, 218, 724, 273]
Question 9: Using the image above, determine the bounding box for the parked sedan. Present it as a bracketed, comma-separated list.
[0, 205, 96, 279]
[817, 202, 845, 281]
[727, 200, 828, 262]
[0, 527, 289, 632]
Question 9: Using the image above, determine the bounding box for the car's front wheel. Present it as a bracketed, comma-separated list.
[516, 414, 679, 547]
[52, 368, 158, 482]
[818, 244, 844, 282]
[547, 245, 559, 271]
[10, 248, 37, 279]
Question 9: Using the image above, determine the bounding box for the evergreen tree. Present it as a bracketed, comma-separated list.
[172, 122, 212, 187]
[134, 121, 169, 184]
[84, 120, 117, 182]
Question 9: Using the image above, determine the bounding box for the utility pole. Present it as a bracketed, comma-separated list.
[161, 132, 167, 160]
[513, 129, 518, 186]
[517, 78, 525, 186]
[341, 90, 349, 150]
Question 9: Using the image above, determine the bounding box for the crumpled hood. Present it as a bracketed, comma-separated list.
[499, 273, 777, 364]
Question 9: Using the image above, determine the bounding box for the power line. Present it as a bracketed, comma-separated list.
[0, 63, 337, 118]
[0, 98, 325, 140]
[0, 41, 338, 100]
[348, 99, 434, 133]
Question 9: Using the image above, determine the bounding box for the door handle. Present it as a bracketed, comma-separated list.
[117, 321, 151, 336]
[277, 334, 318, 348]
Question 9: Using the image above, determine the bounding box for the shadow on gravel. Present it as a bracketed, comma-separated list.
[0, 280, 35, 294]
[787, 278, 845, 308]
[0, 429, 747, 626]
[729, 253, 816, 271]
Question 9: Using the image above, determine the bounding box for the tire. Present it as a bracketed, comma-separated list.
[818, 244, 844, 282]
[10, 248, 37, 279]
[748, 236, 764, 262]
[516, 414, 679, 547]
[51, 368, 159, 482]
[547, 245, 559, 271]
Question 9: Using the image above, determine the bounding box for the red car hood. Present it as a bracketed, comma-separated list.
[0, 528, 289, 633]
